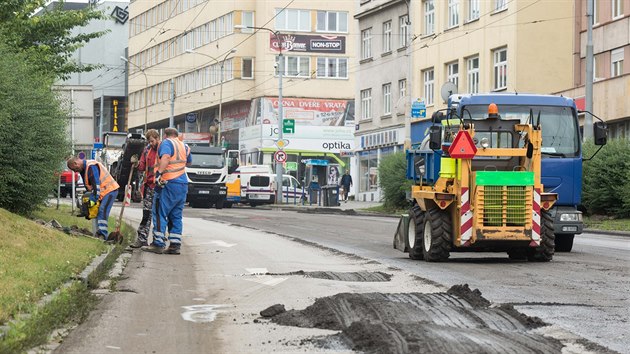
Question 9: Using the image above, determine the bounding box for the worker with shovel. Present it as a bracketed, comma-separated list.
[142, 128, 191, 255]
[130, 129, 161, 249]
[67, 157, 120, 242]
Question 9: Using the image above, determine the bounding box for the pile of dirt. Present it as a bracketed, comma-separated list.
[266, 287, 562, 353]
[268, 271, 392, 282]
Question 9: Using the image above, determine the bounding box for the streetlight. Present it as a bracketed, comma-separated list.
[120, 56, 148, 132]
[185, 48, 237, 147]
[235, 24, 284, 204]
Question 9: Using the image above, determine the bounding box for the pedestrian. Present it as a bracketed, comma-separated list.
[142, 128, 191, 255]
[340, 170, 353, 202]
[130, 129, 160, 248]
[67, 157, 120, 242]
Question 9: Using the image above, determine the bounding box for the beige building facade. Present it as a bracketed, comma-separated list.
[558, 0, 630, 139]
[355, 0, 575, 201]
[127, 0, 357, 182]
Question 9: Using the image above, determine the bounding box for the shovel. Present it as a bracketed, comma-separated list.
[109, 155, 138, 244]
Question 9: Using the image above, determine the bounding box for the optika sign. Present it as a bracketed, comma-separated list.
[323, 142, 352, 150]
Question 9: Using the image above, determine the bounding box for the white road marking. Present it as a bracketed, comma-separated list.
[244, 277, 288, 287]
[105, 345, 121, 350]
[181, 304, 233, 323]
[193, 297, 206, 301]
[245, 268, 269, 275]
[198, 240, 237, 247]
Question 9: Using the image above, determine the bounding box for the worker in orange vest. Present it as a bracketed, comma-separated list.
[67, 157, 120, 242]
[142, 128, 191, 255]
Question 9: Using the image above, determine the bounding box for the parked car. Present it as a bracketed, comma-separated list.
[55, 169, 85, 198]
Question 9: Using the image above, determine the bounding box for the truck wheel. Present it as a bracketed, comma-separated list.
[422, 207, 452, 262]
[555, 234, 574, 252]
[250, 203, 257, 207]
[407, 205, 425, 260]
[528, 211, 555, 262]
[225, 202, 233, 208]
[215, 199, 224, 209]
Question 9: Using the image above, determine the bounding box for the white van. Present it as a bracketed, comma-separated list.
[246, 174, 305, 206]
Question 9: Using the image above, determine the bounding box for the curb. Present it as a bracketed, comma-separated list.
[583, 228, 630, 237]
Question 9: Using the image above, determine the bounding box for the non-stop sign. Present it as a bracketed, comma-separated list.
[274, 150, 287, 163]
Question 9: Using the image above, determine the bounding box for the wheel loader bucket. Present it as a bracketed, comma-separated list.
[393, 214, 409, 252]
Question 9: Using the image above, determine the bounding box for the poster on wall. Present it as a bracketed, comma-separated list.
[247, 97, 354, 128]
[221, 102, 250, 132]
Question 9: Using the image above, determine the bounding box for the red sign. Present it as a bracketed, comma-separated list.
[448, 131, 477, 159]
[274, 150, 287, 163]
[574, 97, 585, 111]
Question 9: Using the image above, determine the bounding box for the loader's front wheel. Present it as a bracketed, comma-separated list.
[407, 205, 425, 260]
[528, 210, 555, 262]
[422, 207, 452, 262]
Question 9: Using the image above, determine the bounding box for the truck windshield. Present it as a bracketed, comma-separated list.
[462, 105, 580, 157]
[190, 154, 224, 168]
[105, 135, 127, 148]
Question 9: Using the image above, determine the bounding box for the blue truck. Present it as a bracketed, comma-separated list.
[409, 93, 607, 252]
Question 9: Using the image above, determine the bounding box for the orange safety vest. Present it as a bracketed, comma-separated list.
[161, 138, 189, 181]
[84, 160, 120, 200]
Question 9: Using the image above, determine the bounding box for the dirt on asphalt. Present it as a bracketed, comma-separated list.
[267, 270, 392, 282]
[262, 284, 565, 354]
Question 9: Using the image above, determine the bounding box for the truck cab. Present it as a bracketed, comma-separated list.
[186, 147, 239, 209]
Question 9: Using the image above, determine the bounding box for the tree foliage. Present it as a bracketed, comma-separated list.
[378, 152, 413, 210]
[0, 0, 107, 80]
[0, 40, 70, 215]
[582, 139, 630, 218]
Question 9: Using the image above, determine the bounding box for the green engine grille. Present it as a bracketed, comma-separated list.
[482, 186, 528, 227]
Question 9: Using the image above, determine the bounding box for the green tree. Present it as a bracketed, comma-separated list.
[0, 0, 107, 80]
[582, 139, 630, 218]
[0, 39, 70, 215]
[378, 152, 413, 210]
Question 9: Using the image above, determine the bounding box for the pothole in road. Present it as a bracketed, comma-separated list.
[267, 270, 392, 282]
[260, 284, 564, 354]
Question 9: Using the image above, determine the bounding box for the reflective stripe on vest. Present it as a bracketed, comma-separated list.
[84, 160, 120, 200]
[162, 138, 188, 181]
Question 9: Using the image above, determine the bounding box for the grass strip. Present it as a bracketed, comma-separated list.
[0, 205, 135, 353]
[584, 216, 630, 232]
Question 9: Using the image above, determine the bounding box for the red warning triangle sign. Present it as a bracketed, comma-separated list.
[448, 131, 477, 159]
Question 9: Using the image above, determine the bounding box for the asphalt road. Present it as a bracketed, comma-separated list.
[55, 205, 629, 353]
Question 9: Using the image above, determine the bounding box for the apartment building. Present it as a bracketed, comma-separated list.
[355, 0, 574, 202]
[127, 0, 357, 183]
[558, 0, 630, 139]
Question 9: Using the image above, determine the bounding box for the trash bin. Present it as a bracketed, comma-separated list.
[326, 185, 340, 206]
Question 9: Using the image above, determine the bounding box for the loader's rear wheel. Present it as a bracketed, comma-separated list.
[528, 210, 555, 262]
[407, 205, 425, 260]
[422, 207, 452, 262]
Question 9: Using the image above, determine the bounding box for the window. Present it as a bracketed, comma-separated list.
[316, 57, 348, 78]
[359, 150, 378, 192]
[424, 0, 435, 35]
[399, 15, 409, 48]
[423, 68, 434, 105]
[468, 0, 480, 21]
[275, 8, 310, 31]
[612, 0, 623, 18]
[398, 79, 407, 101]
[360, 89, 372, 120]
[495, 0, 507, 11]
[493, 47, 507, 90]
[316, 11, 348, 32]
[611, 48, 624, 77]
[382, 83, 392, 115]
[448, 0, 459, 28]
[593, 0, 599, 24]
[467, 56, 479, 93]
[361, 28, 372, 60]
[382, 21, 392, 53]
[242, 58, 254, 79]
[278, 56, 310, 77]
[446, 61, 459, 88]
[242, 11, 254, 33]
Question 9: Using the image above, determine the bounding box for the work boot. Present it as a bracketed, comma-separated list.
[130, 239, 148, 248]
[164, 246, 181, 255]
[141, 244, 165, 254]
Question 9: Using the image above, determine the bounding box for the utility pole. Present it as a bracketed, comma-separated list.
[170, 79, 175, 128]
[276, 33, 284, 204]
[584, 0, 594, 140]
[70, 89, 76, 213]
[99, 95, 104, 141]
[404, 1, 413, 150]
